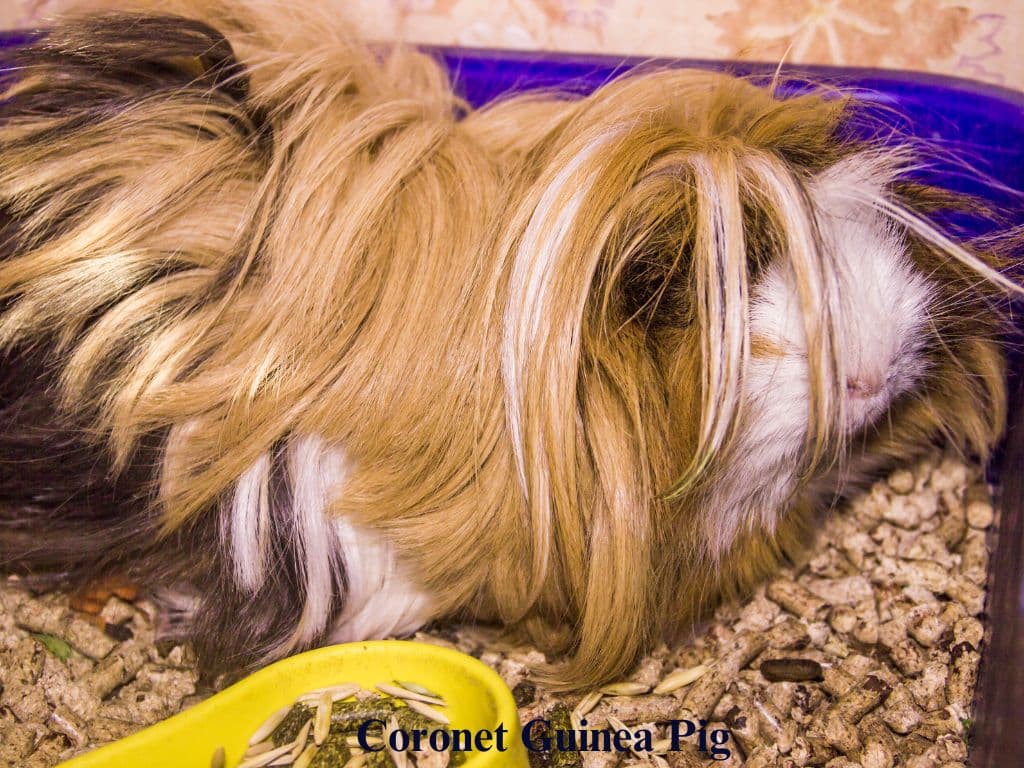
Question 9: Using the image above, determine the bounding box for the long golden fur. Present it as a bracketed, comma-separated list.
[0, 0, 1018, 688]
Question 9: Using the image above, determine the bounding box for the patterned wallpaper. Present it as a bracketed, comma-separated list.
[2, 1, 1021, 90]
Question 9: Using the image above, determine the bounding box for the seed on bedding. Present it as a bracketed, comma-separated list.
[211, 746, 226, 768]
[653, 664, 709, 694]
[375, 682, 445, 707]
[571, 691, 602, 720]
[341, 754, 366, 768]
[314, 691, 332, 746]
[598, 681, 650, 696]
[650, 737, 673, 755]
[404, 698, 450, 725]
[249, 705, 294, 746]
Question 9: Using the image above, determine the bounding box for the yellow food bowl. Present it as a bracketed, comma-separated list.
[57, 640, 530, 767]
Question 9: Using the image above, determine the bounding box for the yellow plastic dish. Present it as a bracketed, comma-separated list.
[57, 640, 530, 767]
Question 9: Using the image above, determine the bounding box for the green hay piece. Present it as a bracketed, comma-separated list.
[330, 696, 399, 733]
[548, 704, 582, 768]
[270, 703, 314, 747]
[308, 731, 352, 767]
[31, 632, 72, 662]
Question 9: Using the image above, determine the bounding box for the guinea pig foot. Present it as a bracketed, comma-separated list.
[150, 584, 200, 647]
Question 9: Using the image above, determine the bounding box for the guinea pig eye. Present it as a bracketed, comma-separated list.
[614, 192, 781, 332]
[617, 237, 692, 329]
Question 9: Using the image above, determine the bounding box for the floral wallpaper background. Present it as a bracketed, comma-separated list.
[1, 1, 1021, 90]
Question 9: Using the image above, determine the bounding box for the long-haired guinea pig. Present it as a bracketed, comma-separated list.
[0, 0, 1019, 688]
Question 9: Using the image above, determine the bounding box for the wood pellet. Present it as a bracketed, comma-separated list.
[0, 452, 994, 767]
[463, 452, 992, 767]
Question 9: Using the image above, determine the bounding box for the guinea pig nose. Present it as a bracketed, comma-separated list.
[846, 375, 885, 399]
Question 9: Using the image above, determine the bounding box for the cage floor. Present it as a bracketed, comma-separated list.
[0, 452, 990, 768]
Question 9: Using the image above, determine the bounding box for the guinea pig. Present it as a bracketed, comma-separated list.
[0, 0, 1019, 689]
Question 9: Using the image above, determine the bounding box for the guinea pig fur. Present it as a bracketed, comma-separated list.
[0, 0, 1019, 689]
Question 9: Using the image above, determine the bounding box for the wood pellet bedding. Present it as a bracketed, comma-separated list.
[0, 451, 993, 767]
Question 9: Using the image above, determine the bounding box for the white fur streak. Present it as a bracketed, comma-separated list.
[226, 451, 271, 593]
[328, 519, 434, 643]
[224, 435, 434, 653]
[501, 132, 616, 497]
[289, 436, 434, 645]
[287, 435, 345, 645]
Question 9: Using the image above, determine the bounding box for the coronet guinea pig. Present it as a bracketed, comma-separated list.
[0, 0, 1019, 688]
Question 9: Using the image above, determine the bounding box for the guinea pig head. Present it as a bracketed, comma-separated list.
[498, 71, 1016, 684]
[721, 152, 1010, 555]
